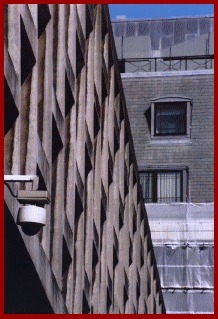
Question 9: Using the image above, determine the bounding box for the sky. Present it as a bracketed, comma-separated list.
[108, 4, 214, 20]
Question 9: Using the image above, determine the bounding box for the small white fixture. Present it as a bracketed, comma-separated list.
[17, 205, 46, 226]
[17, 205, 46, 236]
[4, 175, 50, 235]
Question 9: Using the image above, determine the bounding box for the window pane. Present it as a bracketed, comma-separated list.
[115, 23, 126, 37]
[186, 18, 198, 34]
[140, 171, 182, 203]
[126, 23, 136, 37]
[157, 172, 181, 203]
[155, 102, 186, 135]
[138, 22, 150, 36]
[162, 21, 173, 36]
[199, 18, 210, 35]
[140, 172, 153, 203]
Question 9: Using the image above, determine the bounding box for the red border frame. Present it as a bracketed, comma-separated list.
[3, 2, 215, 318]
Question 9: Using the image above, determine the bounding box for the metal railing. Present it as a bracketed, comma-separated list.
[117, 54, 214, 73]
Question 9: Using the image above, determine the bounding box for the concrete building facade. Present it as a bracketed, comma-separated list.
[112, 15, 214, 314]
[4, 4, 165, 314]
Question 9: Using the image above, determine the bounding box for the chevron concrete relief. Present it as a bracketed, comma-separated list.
[4, 4, 165, 314]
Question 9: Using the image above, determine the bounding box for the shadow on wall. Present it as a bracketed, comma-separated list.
[4, 203, 54, 314]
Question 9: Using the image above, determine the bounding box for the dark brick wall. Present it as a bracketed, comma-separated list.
[122, 72, 214, 203]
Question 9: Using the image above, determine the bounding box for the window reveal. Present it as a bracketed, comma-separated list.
[150, 97, 192, 139]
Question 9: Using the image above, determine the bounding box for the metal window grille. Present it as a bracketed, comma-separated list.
[140, 171, 182, 203]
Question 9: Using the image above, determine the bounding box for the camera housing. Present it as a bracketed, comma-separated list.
[4, 175, 50, 235]
[17, 205, 46, 236]
[16, 190, 50, 235]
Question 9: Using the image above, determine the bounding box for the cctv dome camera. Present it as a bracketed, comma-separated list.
[17, 205, 46, 236]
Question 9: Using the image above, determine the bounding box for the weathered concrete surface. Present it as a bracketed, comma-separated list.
[4, 4, 165, 314]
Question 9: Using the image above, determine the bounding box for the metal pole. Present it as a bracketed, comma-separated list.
[169, 47, 172, 71]
[205, 37, 208, 69]
[121, 36, 123, 59]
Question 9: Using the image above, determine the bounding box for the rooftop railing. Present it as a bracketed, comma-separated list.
[117, 54, 214, 73]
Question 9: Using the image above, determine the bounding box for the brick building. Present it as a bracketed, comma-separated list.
[121, 70, 214, 204]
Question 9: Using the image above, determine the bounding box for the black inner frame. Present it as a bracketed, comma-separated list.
[154, 101, 187, 136]
[140, 170, 183, 203]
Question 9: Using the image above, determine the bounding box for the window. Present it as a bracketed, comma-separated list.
[150, 96, 192, 138]
[139, 168, 188, 203]
[155, 102, 186, 136]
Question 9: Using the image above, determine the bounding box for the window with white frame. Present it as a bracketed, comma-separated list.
[155, 102, 186, 136]
[139, 167, 188, 203]
[150, 96, 192, 138]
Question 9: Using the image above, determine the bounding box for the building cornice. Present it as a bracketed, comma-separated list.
[121, 69, 214, 78]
